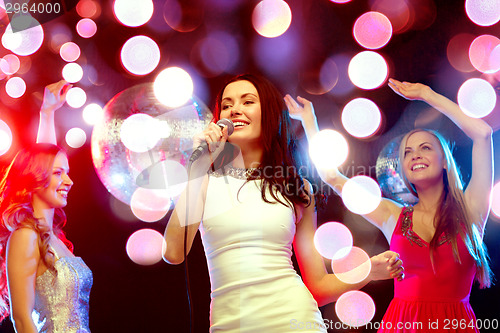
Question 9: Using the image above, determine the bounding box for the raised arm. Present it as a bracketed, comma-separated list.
[388, 79, 493, 230]
[284, 95, 403, 242]
[36, 80, 71, 144]
[293, 181, 403, 306]
[6, 229, 41, 333]
[163, 123, 229, 264]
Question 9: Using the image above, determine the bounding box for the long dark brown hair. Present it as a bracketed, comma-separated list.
[212, 74, 312, 216]
[0, 143, 73, 321]
[399, 129, 492, 288]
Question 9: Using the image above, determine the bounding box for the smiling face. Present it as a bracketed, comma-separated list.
[402, 130, 446, 188]
[32, 152, 73, 211]
[219, 80, 262, 147]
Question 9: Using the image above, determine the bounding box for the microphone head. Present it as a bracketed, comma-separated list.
[217, 118, 234, 136]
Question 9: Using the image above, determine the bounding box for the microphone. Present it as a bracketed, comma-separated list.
[189, 118, 234, 163]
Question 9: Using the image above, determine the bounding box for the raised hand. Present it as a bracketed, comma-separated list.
[388, 78, 432, 101]
[284, 94, 315, 122]
[40, 80, 72, 114]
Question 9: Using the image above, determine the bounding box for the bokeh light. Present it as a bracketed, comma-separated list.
[341, 98, 381, 138]
[2, 15, 44, 56]
[137, 160, 188, 198]
[469, 35, 500, 73]
[65, 127, 87, 148]
[447, 33, 476, 73]
[253, 32, 298, 76]
[191, 31, 239, 77]
[120, 35, 161, 76]
[309, 130, 349, 169]
[60, 42, 81, 62]
[120, 113, 161, 153]
[457, 78, 496, 118]
[130, 187, 171, 222]
[76, 18, 97, 38]
[82, 103, 104, 125]
[331, 246, 371, 284]
[348, 51, 388, 90]
[153, 67, 193, 107]
[330, 0, 352, 3]
[126, 229, 164, 265]
[252, 0, 292, 38]
[335, 290, 376, 327]
[342, 176, 382, 215]
[66, 87, 87, 108]
[114, 0, 154, 27]
[62, 63, 84, 83]
[353, 11, 392, 49]
[77, 0, 100, 18]
[5, 76, 26, 98]
[465, 0, 500, 26]
[370, 0, 411, 34]
[313, 222, 353, 260]
[491, 181, 500, 218]
[0, 54, 20, 75]
[0, 119, 13, 156]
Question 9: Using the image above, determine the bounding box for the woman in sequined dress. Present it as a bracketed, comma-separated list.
[286, 78, 493, 332]
[163, 73, 404, 332]
[0, 81, 93, 333]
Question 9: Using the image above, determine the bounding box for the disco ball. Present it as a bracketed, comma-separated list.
[375, 135, 418, 205]
[91, 83, 213, 205]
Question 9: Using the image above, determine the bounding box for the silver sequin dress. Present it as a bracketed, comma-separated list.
[32, 248, 93, 333]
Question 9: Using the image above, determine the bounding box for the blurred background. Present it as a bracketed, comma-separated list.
[0, 0, 499, 332]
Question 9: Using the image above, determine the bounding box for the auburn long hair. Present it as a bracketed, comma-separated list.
[0, 143, 73, 321]
[212, 74, 312, 215]
[399, 129, 492, 288]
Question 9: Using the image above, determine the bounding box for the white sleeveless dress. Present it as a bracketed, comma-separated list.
[200, 167, 326, 332]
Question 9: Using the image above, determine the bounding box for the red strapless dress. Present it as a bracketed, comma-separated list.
[379, 206, 478, 333]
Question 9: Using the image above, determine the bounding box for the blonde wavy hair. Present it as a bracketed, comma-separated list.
[0, 143, 73, 322]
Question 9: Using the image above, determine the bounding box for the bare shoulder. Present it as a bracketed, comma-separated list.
[7, 227, 39, 256]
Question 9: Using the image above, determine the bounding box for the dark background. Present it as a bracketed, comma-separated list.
[0, 0, 499, 332]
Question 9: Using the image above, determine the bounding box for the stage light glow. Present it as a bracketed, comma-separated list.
[153, 67, 193, 107]
[82, 103, 104, 125]
[5, 76, 26, 98]
[252, 0, 292, 38]
[341, 98, 381, 138]
[114, 0, 154, 27]
[62, 63, 84, 83]
[457, 78, 496, 118]
[342, 176, 382, 215]
[331, 246, 371, 284]
[130, 188, 171, 222]
[3, 15, 44, 56]
[77, 0, 100, 18]
[137, 160, 188, 198]
[253, 31, 297, 76]
[66, 87, 87, 108]
[353, 11, 392, 49]
[491, 181, 500, 218]
[0, 54, 20, 75]
[335, 290, 376, 327]
[59, 42, 81, 62]
[126, 229, 165, 265]
[370, 0, 411, 33]
[192, 31, 239, 77]
[330, 0, 352, 3]
[120, 35, 160, 76]
[76, 18, 97, 38]
[469, 34, 500, 73]
[348, 51, 388, 90]
[319, 58, 340, 94]
[313, 222, 353, 260]
[465, 0, 500, 26]
[309, 130, 349, 169]
[447, 34, 476, 73]
[0, 119, 13, 156]
[120, 113, 161, 153]
[65, 128, 87, 148]
[162, 0, 204, 33]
